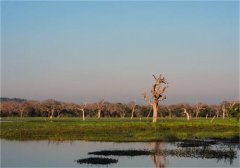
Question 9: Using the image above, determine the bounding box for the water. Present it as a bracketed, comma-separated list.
[1, 140, 239, 167]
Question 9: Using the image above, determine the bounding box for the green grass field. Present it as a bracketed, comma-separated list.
[1, 117, 239, 142]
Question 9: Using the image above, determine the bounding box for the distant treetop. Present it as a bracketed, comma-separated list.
[0, 97, 27, 102]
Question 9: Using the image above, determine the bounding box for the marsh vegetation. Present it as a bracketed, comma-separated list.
[1, 117, 239, 141]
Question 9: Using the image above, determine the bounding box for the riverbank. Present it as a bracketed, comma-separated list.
[0, 117, 239, 141]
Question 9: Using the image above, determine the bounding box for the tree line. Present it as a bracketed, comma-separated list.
[1, 98, 239, 120]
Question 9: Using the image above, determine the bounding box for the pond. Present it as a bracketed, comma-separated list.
[1, 139, 239, 167]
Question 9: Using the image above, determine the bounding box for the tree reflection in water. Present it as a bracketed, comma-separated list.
[147, 141, 237, 167]
[47, 140, 237, 166]
[150, 142, 167, 168]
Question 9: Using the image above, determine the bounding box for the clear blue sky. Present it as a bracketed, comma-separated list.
[1, 1, 239, 104]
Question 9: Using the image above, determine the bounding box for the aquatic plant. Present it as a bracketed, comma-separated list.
[177, 139, 216, 147]
[88, 148, 236, 162]
[89, 150, 152, 156]
[76, 157, 118, 165]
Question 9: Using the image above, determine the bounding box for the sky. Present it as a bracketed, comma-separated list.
[1, 1, 239, 104]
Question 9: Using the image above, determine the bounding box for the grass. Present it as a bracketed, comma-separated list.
[0, 117, 239, 142]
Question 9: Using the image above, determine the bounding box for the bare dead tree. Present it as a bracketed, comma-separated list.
[166, 106, 172, 119]
[1, 102, 15, 117]
[128, 101, 137, 120]
[97, 99, 104, 119]
[50, 104, 63, 119]
[117, 103, 127, 118]
[19, 105, 24, 118]
[50, 108, 55, 119]
[57, 107, 62, 119]
[209, 104, 220, 123]
[78, 103, 87, 121]
[135, 108, 143, 120]
[195, 103, 205, 118]
[213, 104, 221, 118]
[180, 104, 192, 121]
[57, 104, 66, 118]
[221, 103, 227, 119]
[44, 106, 53, 119]
[221, 101, 236, 119]
[105, 102, 113, 118]
[40, 99, 62, 119]
[18, 102, 29, 118]
[230, 101, 236, 108]
[228, 101, 236, 117]
[143, 74, 168, 122]
[183, 108, 190, 121]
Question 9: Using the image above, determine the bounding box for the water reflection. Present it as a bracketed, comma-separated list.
[83, 141, 237, 166]
[1, 140, 239, 167]
[146, 141, 237, 168]
[47, 140, 74, 145]
[150, 142, 167, 168]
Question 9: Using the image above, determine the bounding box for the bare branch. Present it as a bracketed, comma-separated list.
[97, 99, 104, 109]
[159, 95, 166, 102]
[230, 101, 236, 108]
[158, 74, 162, 80]
[142, 93, 153, 106]
[152, 75, 157, 80]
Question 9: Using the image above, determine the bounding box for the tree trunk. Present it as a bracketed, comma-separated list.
[81, 109, 85, 121]
[131, 107, 135, 120]
[211, 116, 216, 123]
[83, 110, 85, 121]
[50, 109, 54, 119]
[222, 105, 226, 119]
[120, 112, 125, 118]
[205, 114, 208, 119]
[183, 109, 190, 121]
[152, 100, 158, 123]
[20, 110, 23, 118]
[57, 111, 60, 118]
[97, 109, 101, 119]
[168, 109, 172, 119]
[226, 111, 229, 118]
[195, 111, 199, 118]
